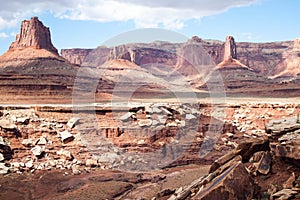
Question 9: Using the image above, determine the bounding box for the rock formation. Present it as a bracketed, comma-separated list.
[60, 36, 299, 79]
[0, 98, 300, 199]
[0, 16, 65, 65]
[9, 17, 58, 55]
[224, 35, 237, 61]
[216, 35, 253, 70]
[0, 17, 77, 103]
[269, 38, 300, 78]
[61, 48, 93, 65]
[0, 16, 300, 101]
[167, 111, 300, 199]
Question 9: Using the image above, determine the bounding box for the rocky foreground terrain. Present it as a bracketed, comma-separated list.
[0, 102, 300, 199]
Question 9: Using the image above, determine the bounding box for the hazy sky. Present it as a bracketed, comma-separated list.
[0, 0, 299, 55]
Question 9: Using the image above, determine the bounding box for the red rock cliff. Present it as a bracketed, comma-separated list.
[9, 17, 58, 55]
[224, 36, 237, 61]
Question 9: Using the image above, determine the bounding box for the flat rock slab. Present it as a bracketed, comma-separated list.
[67, 117, 80, 129]
[266, 117, 300, 136]
[0, 119, 17, 130]
[120, 112, 133, 121]
[60, 130, 74, 143]
[194, 162, 255, 200]
[272, 189, 298, 199]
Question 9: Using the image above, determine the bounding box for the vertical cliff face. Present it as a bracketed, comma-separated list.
[270, 38, 300, 78]
[60, 36, 299, 79]
[224, 36, 237, 61]
[216, 35, 252, 70]
[61, 49, 93, 65]
[9, 17, 58, 55]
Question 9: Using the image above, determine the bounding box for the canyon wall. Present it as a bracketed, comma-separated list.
[61, 37, 297, 78]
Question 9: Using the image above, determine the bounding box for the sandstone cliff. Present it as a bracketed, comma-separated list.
[0, 17, 77, 103]
[224, 35, 237, 61]
[9, 17, 58, 55]
[0, 16, 300, 101]
[61, 36, 299, 79]
[61, 48, 93, 65]
[269, 38, 300, 78]
[0, 17, 64, 67]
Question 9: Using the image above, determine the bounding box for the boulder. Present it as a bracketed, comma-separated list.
[161, 107, 172, 115]
[22, 138, 35, 147]
[72, 165, 81, 175]
[59, 130, 74, 143]
[35, 136, 48, 145]
[209, 137, 270, 173]
[0, 163, 9, 174]
[138, 119, 152, 127]
[235, 136, 270, 162]
[0, 119, 18, 131]
[157, 115, 167, 124]
[152, 107, 162, 114]
[209, 150, 237, 173]
[194, 162, 256, 200]
[166, 121, 178, 127]
[25, 160, 34, 169]
[57, 149, 73, 160]
[15, 117, 30, 125]
[86, 159, 98, 167]
[0, 137, 13, 160]
[186, 114, 197, 120]
[31, 146, 44, 157]
[213, 155, 243, 176]
[67, 117, 80, 129]
[120, 112, 133, 121]
[265, 117, 300, 136]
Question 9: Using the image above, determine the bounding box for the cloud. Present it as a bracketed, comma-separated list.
[0, 0, 258, 30]
[0, 32, 8, 38]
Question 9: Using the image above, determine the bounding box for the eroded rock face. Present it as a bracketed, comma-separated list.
[61, 49, 93, 65]
[265, 117, 300, 136]
[0, 17, 78, 103]
[267, 117, 300, 162]
[270, 38, 300, 78]
[61, 36, 300, 81]
[9, 17, 58, 55]
[195, 162, 255, 200]
[224, 35, 237, 61]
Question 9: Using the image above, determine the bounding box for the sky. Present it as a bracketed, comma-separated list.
[0, 0, 299, 55]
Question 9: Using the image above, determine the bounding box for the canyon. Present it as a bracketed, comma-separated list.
[0, 17, 300, 200]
